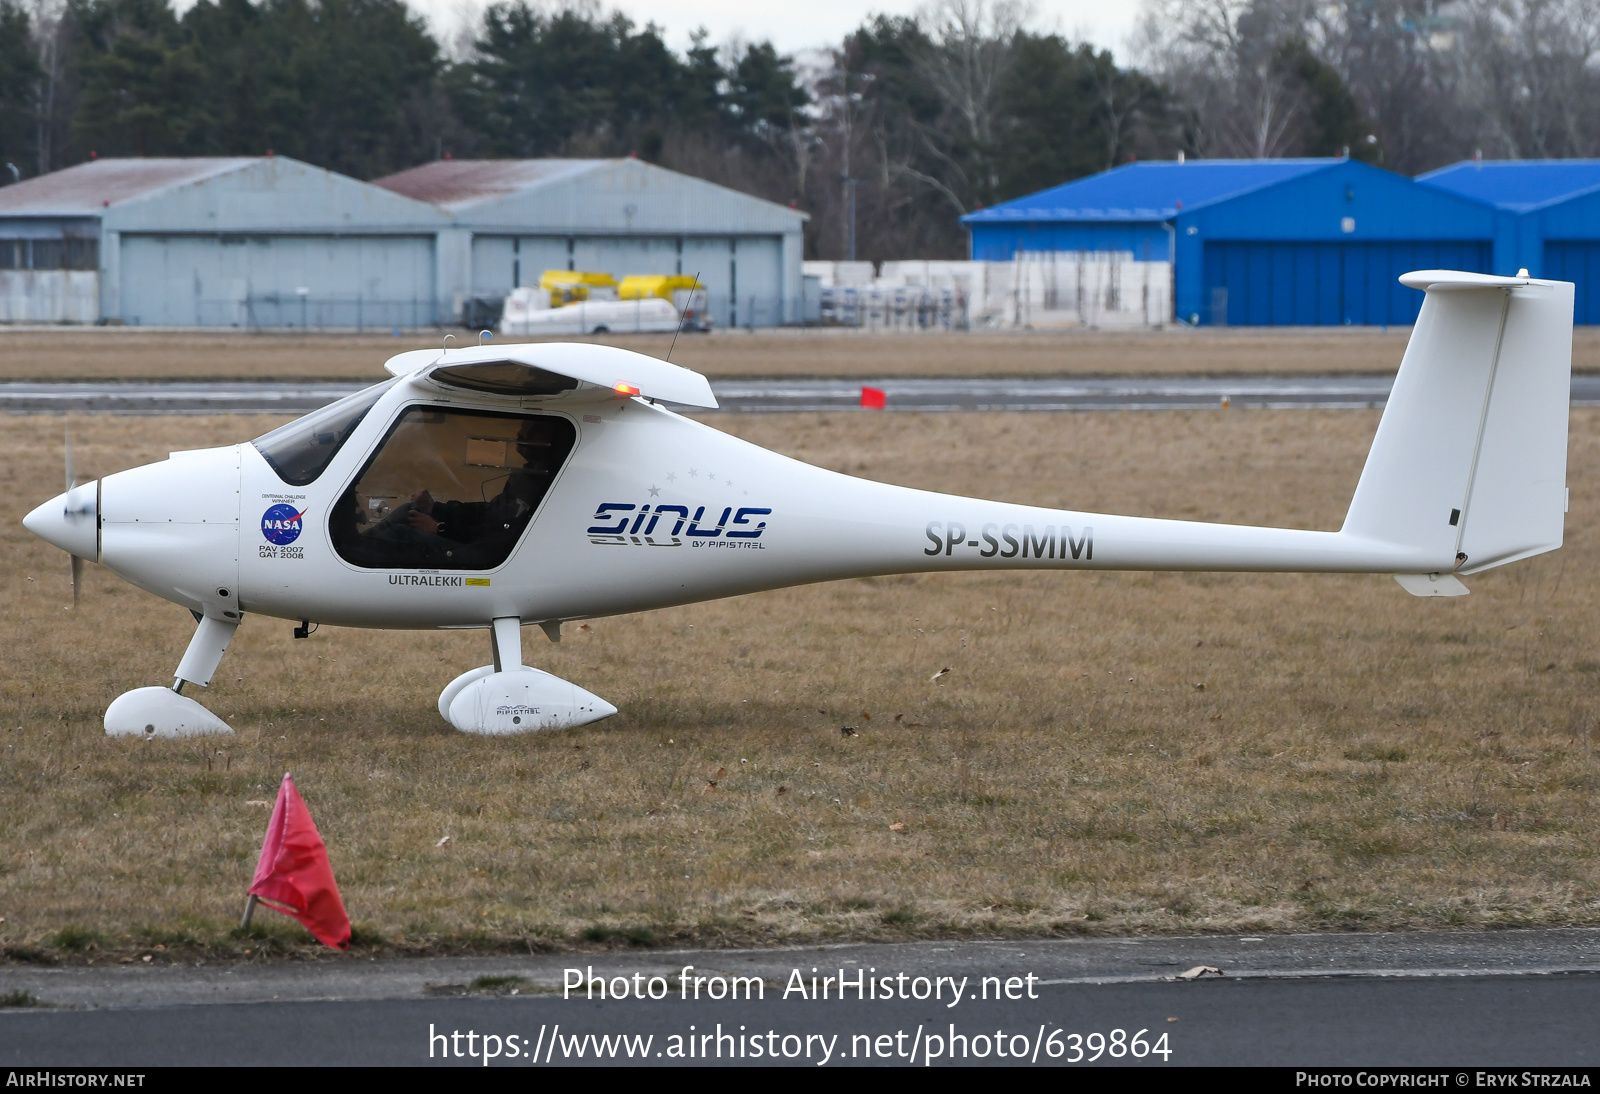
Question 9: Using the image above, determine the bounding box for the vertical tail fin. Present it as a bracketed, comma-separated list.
[1341, 271, 1573, 576]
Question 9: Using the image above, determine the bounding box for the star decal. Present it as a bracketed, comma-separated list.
[648, 484, 661, 497]
[666, 472, 676, 483]
[689, 468, 699, 478]
[707, 472, 716, 482]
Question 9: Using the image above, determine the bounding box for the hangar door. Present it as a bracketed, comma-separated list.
[471, 236, 573, 294]
[571, 235, 786, 327]
[679, 235, 785, 328]
[469, 235, 785, 326]
[120, 234, 436, 328]
[572, 236, 684, 282]
[1543, 242, 1600, 325]
[1201, 241, 1492, 326]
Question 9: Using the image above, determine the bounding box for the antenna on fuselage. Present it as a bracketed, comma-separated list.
[665, 270, 700, 364]
[442, 333, 457, 353]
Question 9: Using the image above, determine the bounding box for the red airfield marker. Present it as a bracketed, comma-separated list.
[241, 773, 352, 950]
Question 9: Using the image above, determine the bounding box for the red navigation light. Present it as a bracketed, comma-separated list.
[614, 382, 641, 397]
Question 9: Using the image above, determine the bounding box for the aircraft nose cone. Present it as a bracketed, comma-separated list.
[23, 482, 98, 559]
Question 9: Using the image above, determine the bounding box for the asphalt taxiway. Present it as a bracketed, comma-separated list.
[10, 374, 1600, 415]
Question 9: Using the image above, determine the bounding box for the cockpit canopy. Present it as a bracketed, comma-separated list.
[329, 407, 576, 571]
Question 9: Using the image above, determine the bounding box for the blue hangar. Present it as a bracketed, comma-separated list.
[962, 158, 1502, 327]
[1419, 160, 1600, 325]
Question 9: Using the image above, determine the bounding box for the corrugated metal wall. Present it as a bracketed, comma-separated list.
[1543, 241, 1600, 325]
[119, 233, 436, 328]
[1201, 240, 1492, 326]
[0, 271, 98, 322]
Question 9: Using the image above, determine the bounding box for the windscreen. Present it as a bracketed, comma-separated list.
[252, 380, 397, 487]
[330, 407, 576, 571]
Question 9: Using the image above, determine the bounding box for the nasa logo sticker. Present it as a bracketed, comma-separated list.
[261, 503, 306, 545]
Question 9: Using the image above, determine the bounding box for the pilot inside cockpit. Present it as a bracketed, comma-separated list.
[331, 410, 577, 571]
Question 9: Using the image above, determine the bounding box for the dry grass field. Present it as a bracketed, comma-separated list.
[7, 326, 1600, 385]
[3, 408, 1599, 962]
[0, 325, 1458, 382]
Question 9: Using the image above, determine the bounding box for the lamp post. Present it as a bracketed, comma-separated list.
[842, 176, 858, 262]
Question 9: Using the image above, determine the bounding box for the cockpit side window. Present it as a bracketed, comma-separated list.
[253, 379, 398, 487]
[330, 406, 576, 571]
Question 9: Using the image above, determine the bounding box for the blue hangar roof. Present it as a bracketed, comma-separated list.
[1418, 160, 1600, 213]
[960, 159, 1337, 224]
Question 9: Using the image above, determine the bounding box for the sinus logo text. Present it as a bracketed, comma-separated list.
[261, 503, 306, 546]
[587, 502, 771, 548]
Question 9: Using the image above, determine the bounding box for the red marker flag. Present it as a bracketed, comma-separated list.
[246, 773, 351, 949]
[860, 386, 887, 409]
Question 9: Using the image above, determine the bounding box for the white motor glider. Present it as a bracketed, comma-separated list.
[24, 271, 1574, 738]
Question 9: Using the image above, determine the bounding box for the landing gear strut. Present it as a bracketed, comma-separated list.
[104, 614, 238, 738]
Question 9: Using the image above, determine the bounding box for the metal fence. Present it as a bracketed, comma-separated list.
[463, 292, 797, 333]
[117, 294, 445, 331]
[240, 294, 436, 332]
[1009, 252, 1173, 330]
[816, 286, 968, 331]
[806, 254, 1176, 330]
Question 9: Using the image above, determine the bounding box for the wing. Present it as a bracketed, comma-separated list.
[383, 342, 718, 409]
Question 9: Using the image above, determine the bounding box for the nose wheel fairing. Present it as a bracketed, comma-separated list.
[105, 687, 233, 739]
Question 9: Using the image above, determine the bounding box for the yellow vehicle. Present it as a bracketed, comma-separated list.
[538, 270, 618, 308]
[618, 275, 712, 331]
[617, 274, 702, 301]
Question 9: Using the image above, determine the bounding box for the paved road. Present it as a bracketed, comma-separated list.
[4, 931, 1599, 1066]
[10, 375, 1600, 414]
[5, 974, 1598, 1067]
[714, 376, 1407, 412]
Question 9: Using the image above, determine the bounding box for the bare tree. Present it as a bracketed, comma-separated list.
[1140, 0, 1600, 172]
[26, 0, 64, 175]
[1306, 0, 1470, 173]
[1453, 0, 1600, 159]
[1091, 59, 1147, 169]
[1136, 0, 1322, 158]
[915, 0, 1030, 157]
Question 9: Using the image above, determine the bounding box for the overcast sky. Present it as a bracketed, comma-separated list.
[419, 0, 1145, 64]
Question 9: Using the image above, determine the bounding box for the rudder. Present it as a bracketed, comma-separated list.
[1341, 271, 1572, 577]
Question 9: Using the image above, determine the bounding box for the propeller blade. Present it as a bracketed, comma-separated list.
[64, 425, 76, 495]
[70, 553, 82, 608]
